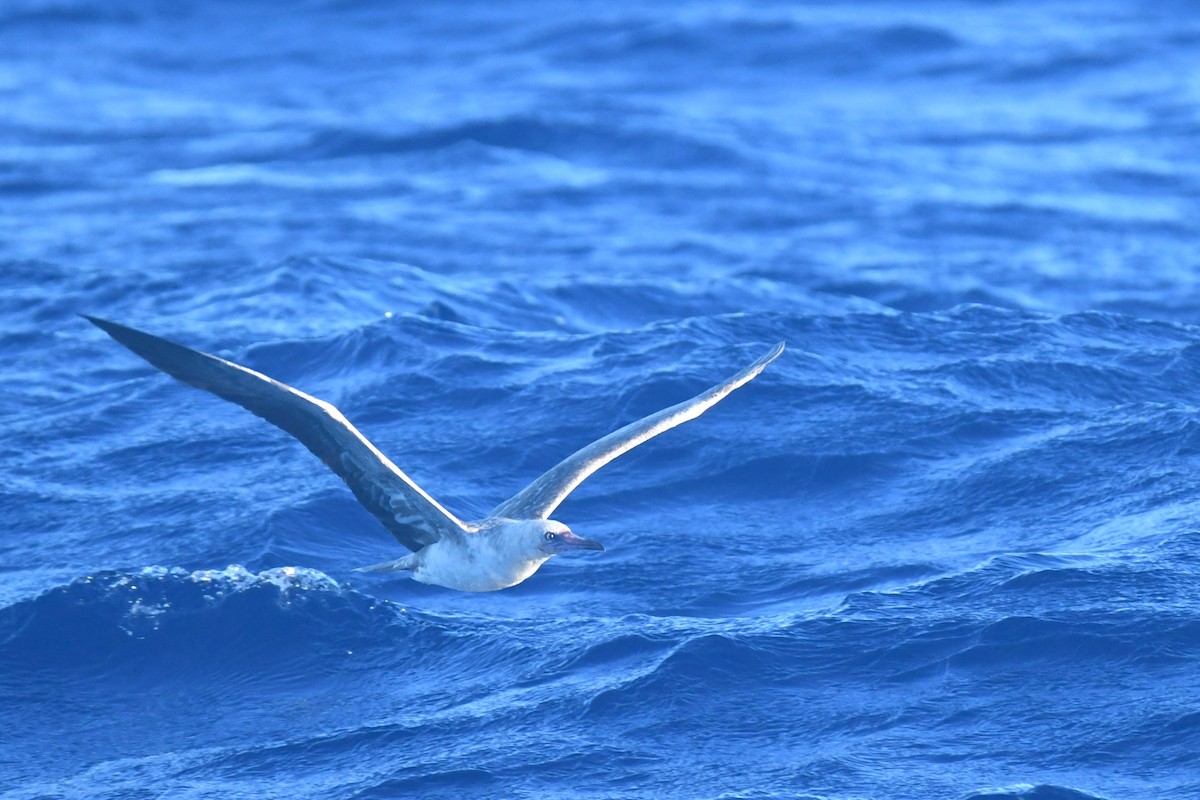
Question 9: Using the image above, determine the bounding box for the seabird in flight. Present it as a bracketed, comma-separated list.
[84, 315, 784, 592]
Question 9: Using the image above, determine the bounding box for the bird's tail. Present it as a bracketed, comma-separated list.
[354, 554, 418, 573]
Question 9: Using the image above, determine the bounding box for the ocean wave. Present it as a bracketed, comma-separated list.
[6, 1, 1200, 794]
[0, 566, 405, 679]
[962, 785, 1111, 800]
[299, 116, 747, 171]
[535, 15, 962, 74]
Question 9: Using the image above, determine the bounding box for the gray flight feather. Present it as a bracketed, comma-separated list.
[85, 315, 783, 573]
[83, 316, 468, 551]
[488, 341, 785, 521]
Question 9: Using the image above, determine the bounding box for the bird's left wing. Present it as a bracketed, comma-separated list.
[490, 341, 784, 521]
[84, 316, 467, 551]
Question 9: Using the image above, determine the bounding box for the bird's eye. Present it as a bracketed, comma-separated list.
[544, 532, 557, 541]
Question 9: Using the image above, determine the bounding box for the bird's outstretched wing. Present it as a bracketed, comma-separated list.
[83, 316, 467, 551]
[490, 342, 785, 521]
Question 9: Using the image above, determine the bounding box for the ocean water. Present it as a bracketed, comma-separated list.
[2, 1, 1200, 798]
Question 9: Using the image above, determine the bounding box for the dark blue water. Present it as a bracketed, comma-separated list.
[3, 1, 1200, 798]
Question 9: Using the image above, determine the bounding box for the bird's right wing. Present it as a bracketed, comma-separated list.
[490, 342, 784, 521]
[84, 316, 467, 551]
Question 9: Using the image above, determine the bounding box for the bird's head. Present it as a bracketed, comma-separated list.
[531, 519, 605, 556]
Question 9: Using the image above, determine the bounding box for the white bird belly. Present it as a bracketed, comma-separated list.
[412, 539, 549, 592]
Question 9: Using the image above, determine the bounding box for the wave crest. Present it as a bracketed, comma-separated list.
[0, 565, 399, 678]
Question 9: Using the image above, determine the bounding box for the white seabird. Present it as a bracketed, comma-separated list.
[84, 316, 784, 592]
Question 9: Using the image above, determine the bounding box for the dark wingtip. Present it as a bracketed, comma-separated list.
[79, 314, 204, 378]
[82, 314, 179, 347]
[80, 314, 122, 335]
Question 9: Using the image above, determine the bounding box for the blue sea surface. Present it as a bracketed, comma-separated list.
[2, 1, 1200, 798]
